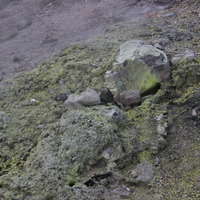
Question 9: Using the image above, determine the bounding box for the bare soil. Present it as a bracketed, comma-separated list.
[0, 0, 171, 80]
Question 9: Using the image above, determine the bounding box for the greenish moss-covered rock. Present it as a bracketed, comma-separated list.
[105, 40, 170, 96]
[105, 59, 160, 95]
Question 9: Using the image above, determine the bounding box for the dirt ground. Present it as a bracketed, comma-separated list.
[0, 0, 172, 80]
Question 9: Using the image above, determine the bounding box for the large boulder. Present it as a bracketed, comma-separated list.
[105, 40, 170, 96]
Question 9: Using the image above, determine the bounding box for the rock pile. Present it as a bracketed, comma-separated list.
[64, 40, 170, 110]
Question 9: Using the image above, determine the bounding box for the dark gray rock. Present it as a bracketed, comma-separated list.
[163, 12, 176, 18]
[55, 92, 70, 101]
[100, 88, 114, 103]
[153, 43, 164, 50]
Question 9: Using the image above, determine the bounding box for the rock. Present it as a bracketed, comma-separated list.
[171, 49, 196, 65]
[116, 40, 145, 63]
[64, 94, 83, 110]
[64, 88, 101, 110]
[153, 43, 164, 50]
[101, 106, 126, 123]
[102, 146, 123, 161]
[105, 40, 170, 96]
[100, 88, 114, 103]
[139, 45, 170, 80]
[149, 38, 170, 46]
[119, 90, 141, 106]
[192, 107, 200, 117]
[130, 169, 138, 178]
[55, 92, 70, 101]
[130, 160, 154, 185]
[157, 123, 168, 137]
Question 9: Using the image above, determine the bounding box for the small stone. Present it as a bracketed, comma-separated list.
[155, 157, 160, 166]
[157, 123, 168, 137]
[192, 107, 199, 117]
[163, 12, 176, 18]
[77, 88, 101, 106]
[38, 124, 45, 129]
[55, 92, 70, 101]
[100, 88, 113, 103]
[156, 114, 163, 121]
[134, 160, 154, 185]
[30, 99, 39, 105]
[131, 169, 138, 178]
[119, 90, 141, 106]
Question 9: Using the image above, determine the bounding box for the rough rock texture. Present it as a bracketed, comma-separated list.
[116, 40, 170, 80]
[119, 90, 141, 106]
[105, 40, 170, 97]
[100, 88, 114, 104]
[64, 88, 101, 110]
[129, 160, 154, 185]
[0, 1, 200, 200]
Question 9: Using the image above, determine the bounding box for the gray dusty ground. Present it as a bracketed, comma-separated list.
[0, 0, 170, 80]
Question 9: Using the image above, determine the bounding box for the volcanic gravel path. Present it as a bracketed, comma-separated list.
[0, 0, 171, 80]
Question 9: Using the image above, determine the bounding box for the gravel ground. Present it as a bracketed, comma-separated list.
[0, 0, 170, 80]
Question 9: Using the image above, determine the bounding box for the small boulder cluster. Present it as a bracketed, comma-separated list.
[56, 40, 171, 110]
[58, 87, 142, 111]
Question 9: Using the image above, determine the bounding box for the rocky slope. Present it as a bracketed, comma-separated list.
[0, 0, 168, 81]
[0, 0, 200, 200]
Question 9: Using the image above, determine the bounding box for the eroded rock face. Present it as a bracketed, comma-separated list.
[105, 40, 170, 96]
